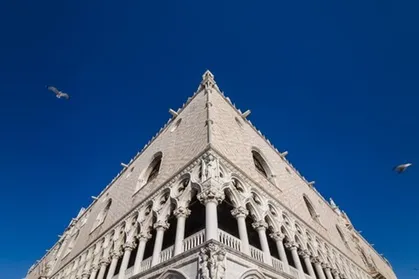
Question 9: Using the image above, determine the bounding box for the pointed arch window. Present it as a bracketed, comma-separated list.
[135, 152, 163, 193]
[336, 225, 350, 249]
[252, 150, 272, 179]
[91, 199, 112, 232]
[303, 195, 320, 222]
[147, 155, 161, 183]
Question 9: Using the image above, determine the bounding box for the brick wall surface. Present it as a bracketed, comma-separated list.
[209, 88, 395, 279]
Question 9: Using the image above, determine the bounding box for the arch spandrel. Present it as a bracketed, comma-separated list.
[156, 269, 190, 279]
[238, 268, 268, 279]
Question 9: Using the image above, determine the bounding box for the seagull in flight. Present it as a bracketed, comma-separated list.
[47, 86, 70, 100]
[393, 163, 412, 174]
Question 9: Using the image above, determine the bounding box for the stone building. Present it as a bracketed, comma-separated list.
[26, 71, 397, 279]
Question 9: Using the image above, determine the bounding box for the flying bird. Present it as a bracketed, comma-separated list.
[393, 163, 412, 174]
[47, 86, 70, 100]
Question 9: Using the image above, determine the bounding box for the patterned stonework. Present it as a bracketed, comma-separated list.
[26, 71, 396, 279]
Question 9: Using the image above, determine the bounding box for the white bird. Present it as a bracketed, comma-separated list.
[393, 163, 412, 174]
[47, 86, 70, 100]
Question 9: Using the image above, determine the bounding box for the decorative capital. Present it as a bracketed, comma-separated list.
[123, 241, 137, 251]
[89, 265, 98, 273]
[153, 220, 170, 230]
[138, 231, 152, 241]
[311, 257, 322, 264]
[322, 263, 331, 269]
[331, 269, 340, 276]
[174, 207, 191, 218]
[252, 220, 268, 231]
[99, 258, 110, 266]
[110, 250, 123, 259]
[284, 241, 299, 250]
[269, 231, 285, 242]
[298, 249, 311, 259]
[197, 187, 224, 205]
[231, 206, 249, 218]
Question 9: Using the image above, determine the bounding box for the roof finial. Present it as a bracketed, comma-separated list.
[202, 70, 214, 82]
[330, 197, 337, 208]
[198, 70, 220, 93]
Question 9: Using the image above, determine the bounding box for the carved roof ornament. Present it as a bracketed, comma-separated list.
[197, 70, 221, 93]
[330, 198, 337, 209]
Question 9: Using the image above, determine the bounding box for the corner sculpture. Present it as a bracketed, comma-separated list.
[199, 243, 227, 279]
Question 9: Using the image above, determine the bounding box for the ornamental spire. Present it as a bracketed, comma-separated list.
[197, 69, 220, 93]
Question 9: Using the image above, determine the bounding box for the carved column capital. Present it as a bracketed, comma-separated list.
[298, 249, 311, 259]
[197, 187, 224, 205]
[123, 241, 137, 251]
[311, 257, 322, 264]
[153, 220, 170, 230]
[89, 265, 98, 273]
[99, 258, 110, 266]
[331, 269, 340, 277]
[284, 241, 299, 251]
[252, 220, 268, 231]
[138, 231, 152, 241]
[231, 206, 249, 218]
[322, 263, 331, 269]
[269, 231, 286, 242]
[174, 207, 191, 218]
[110, 250, 123, 260]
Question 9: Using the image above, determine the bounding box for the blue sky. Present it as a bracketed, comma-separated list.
[0, 1, 418, 278]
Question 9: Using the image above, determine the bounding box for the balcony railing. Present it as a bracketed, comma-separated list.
[217, 229, 241, 251]
[159, 246, 174, 263]
[272, 257, 284, 272]
[250, 246, 264, 262]
[135, 229, 293, 278]
[182, 229, 205, 251]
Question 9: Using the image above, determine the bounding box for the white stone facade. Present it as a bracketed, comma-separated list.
[26, 71, 397, 279]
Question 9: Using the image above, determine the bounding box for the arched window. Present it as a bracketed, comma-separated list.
[336, 225, 349, 248]
[303, 195, 319, 221]
[66, 230, 79, 255]
[91, 199, 112, 232]
[147, 156, 161, 183]
[136, 153, 163, 192]
[252, 150, 270, 178]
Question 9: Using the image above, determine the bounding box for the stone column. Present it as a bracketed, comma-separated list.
[332, 269, 341, 279]
[82, 254, 93, 279]
[269, 232, 289, 272]
[231, 206, 250, 255]
[312, 258, 326, 279]
[286, 242, 304, 275]
[252, 221, 272, 265]
[117, 241, 136, 279]
[95, 258, 110, 279]
[75, 256, 86, 279]
[173, 207, 191, 256]
[105, 251, 122, 279]
[300, 250, 316, 278]
[151, 220, 170, 267]
[132, 231, 152, 274]
[323, 265, 334, 279]
[197, 185, 224, 241]
[87, 266, 98, 279]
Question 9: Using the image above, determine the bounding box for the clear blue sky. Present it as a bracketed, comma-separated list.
[0, 1, 418, 278]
